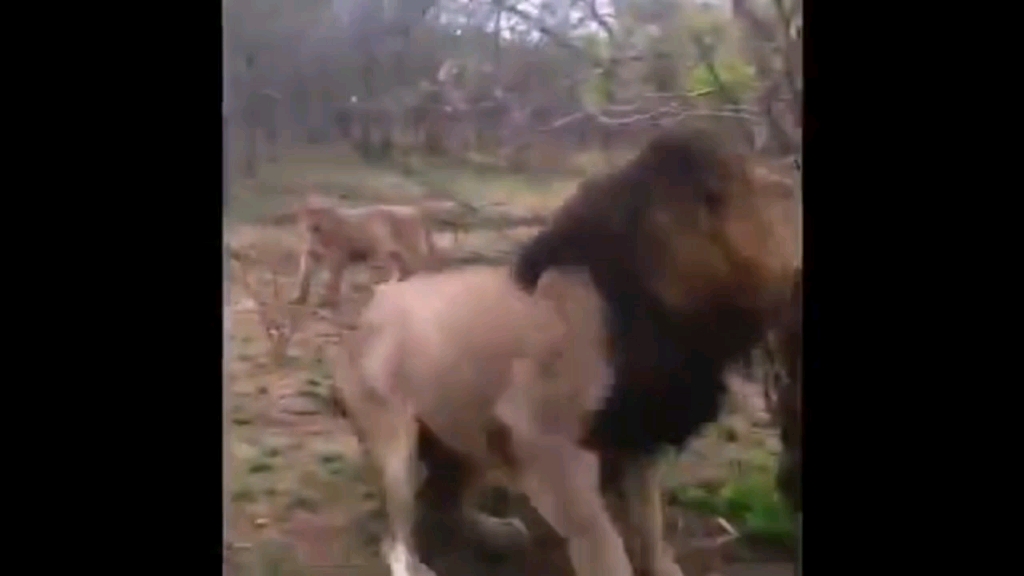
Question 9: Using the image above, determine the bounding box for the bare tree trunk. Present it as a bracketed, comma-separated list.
[221, 14, 232, 572]
[308, 74, 323, 144]
[320, 87, 334, 143]
[733, 0, 802, 154]
[244, 125, 258, 178]
[493, 9, 502, 75]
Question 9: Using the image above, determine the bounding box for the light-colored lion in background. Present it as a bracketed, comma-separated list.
[289, 195, 441, 308]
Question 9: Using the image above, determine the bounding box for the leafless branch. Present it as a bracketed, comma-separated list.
[492, 6, 503, 73]
[537, 106, 765, 132]
[498, 2, 600, 66]
[732, 0, 802, 153]
[771, 0, 803, 120]
[538, 111, 588, 130]
[585, 0, 615, 40]
[648, 110, 764, 127]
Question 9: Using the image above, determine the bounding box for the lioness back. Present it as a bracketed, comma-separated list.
[357, 266, 538, 456]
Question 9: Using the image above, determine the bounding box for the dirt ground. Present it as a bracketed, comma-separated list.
[224, 143, 795, 576]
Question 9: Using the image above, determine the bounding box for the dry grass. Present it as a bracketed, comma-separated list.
[225, 143, 794, 576]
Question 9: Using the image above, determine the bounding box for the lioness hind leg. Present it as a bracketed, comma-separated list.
[290, 251, 318, 305]
[461, 504, 529, 553]
[338, 326, 434, 576]
[416, 427, 529, 554]
[359, 405, 435, 576]
[516, 435, 634, 576]
[318, 256, 347, 308]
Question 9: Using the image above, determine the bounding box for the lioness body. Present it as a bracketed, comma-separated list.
[292, 199, 438, 307]
[335, 266, 646, 576]
[417, 199, 470, 244]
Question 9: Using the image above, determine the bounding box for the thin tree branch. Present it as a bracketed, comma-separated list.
[496, 2, 601, 66]
[585, 0, 615, 40]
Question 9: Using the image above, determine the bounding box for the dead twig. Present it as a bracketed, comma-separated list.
[585, 0, 616, 41]
[231, 257, 307, 366]
[538, 106, 765, 133]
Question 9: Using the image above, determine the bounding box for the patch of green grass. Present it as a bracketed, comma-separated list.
[251, 538, 304, 576]
[232, 404, 256, 426]
[260, 445, 282, 458]
[278, 355, 304, 369]
[294, 466, 366, 508]
[248, 459, 276, 474]
[316, 452, 362, 481]
[244, 442, 286, 475]
[232, 484, 258, 503]
[669, 468, 795, 549]
[308, 355, 333, 382]
[293, 388, 332, 413]
[286, 491, 320, 514]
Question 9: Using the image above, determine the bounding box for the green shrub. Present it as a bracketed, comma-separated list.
[581, 69, 615, 111]
[670, 470, 796, 548]
[687, 58, 758, 100]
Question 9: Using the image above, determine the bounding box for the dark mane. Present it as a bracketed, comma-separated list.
[512, 128, 773, 455]
[512, 128, 740, 297]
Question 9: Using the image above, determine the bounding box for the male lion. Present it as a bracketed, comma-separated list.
[290, 196, 439, 307]
[333, 266, 636, 576]
[512, 129, 802, 575]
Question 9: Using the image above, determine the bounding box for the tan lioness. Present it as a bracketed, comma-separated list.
[333, 265, 663, 576]
[290, 196, 439, 308]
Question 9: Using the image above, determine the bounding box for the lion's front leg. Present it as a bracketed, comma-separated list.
[516, 434, 634, 576]
[319, 255, 347, 308]
[385, 250, 413, 283]
[621, 454, 683, 576]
